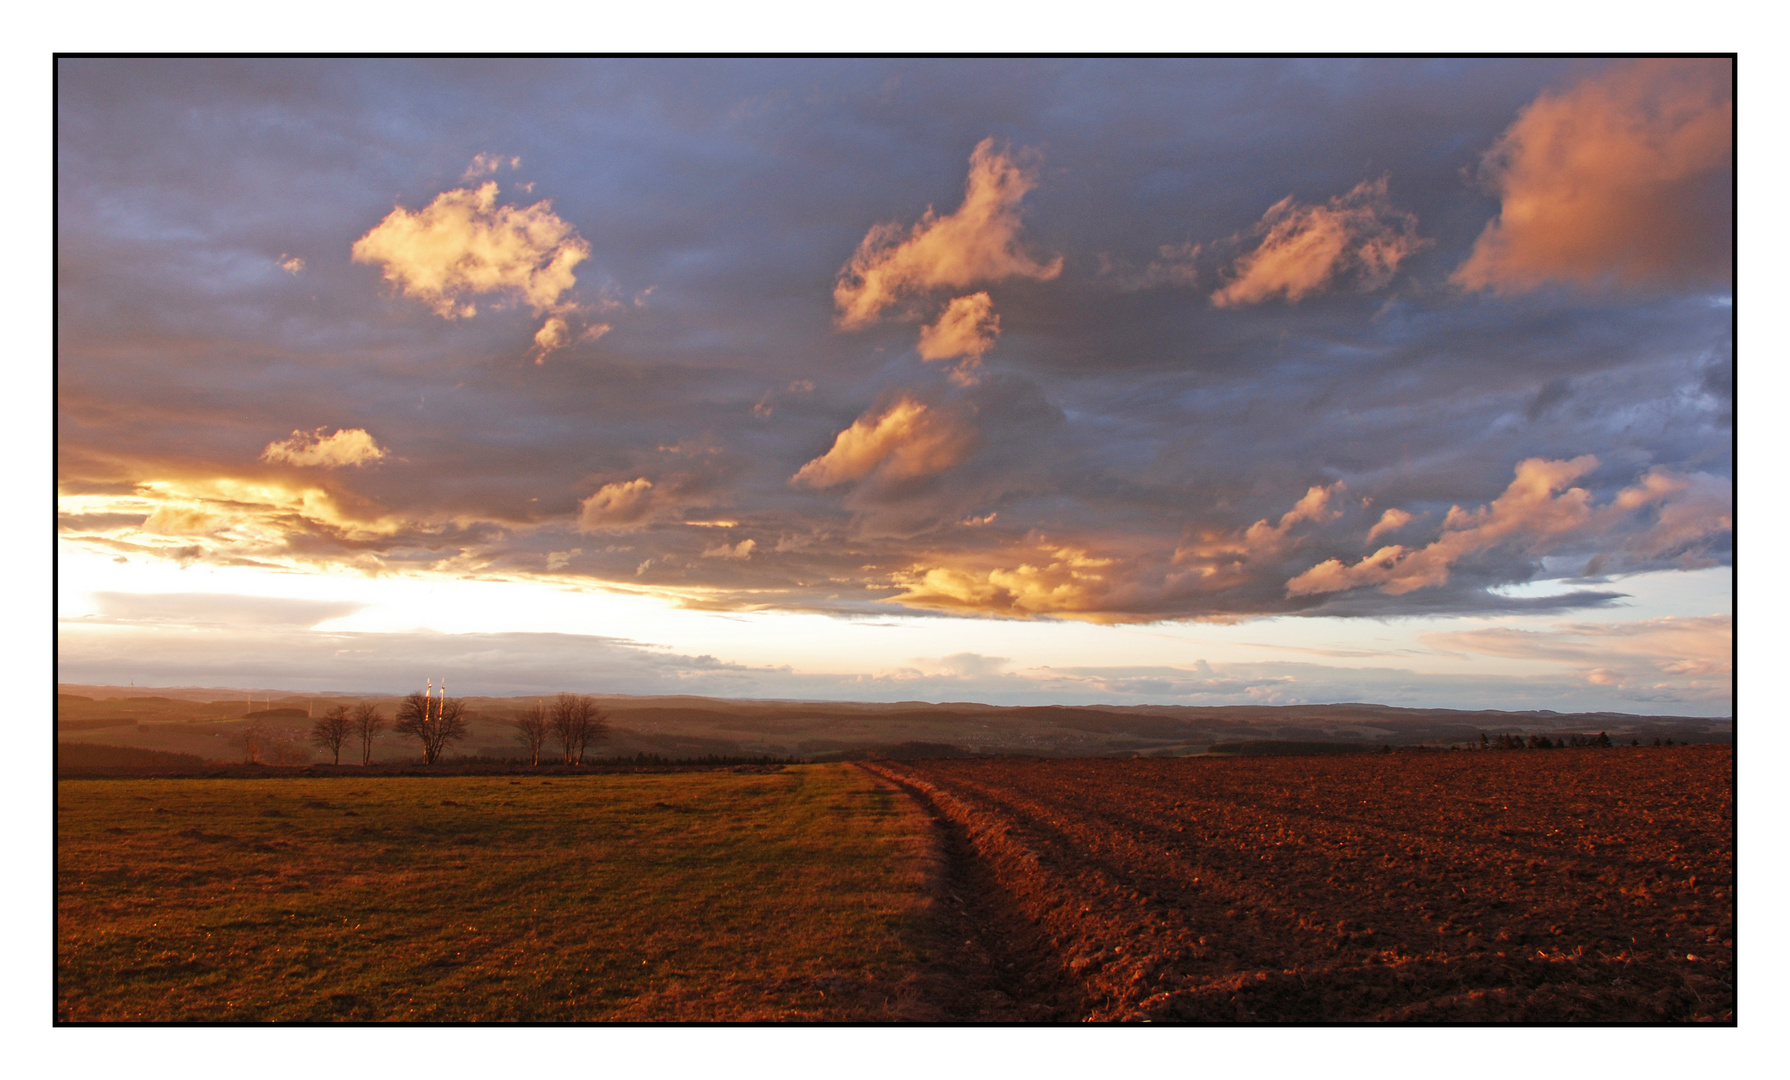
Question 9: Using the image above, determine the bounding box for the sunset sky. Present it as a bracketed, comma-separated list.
[55, 58, 1733, 713]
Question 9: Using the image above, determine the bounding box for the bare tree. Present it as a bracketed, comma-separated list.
[269, 727, 308, 764]
[550, 693, 608, 765]
[241, 719, 267, 764]
[512, 700, 549, 767]
[395, 691, 469, 765]
[352, 703, 385, 766]
[310, 705, 353, 765]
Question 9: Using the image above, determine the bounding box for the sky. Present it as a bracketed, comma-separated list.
[55, 57, 1734, 713]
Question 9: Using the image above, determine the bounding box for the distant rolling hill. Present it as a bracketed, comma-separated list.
[56, 684, 1731, 765]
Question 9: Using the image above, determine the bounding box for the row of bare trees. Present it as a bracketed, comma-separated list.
[511, 694, 607, 765]
[294, 692, 607, 766]
[308, 703, 389, 765]
[300, 696, 454, 765]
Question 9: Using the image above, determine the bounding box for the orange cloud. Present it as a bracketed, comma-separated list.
[1609, 468, 1732, 563]
[700, 538, 756, 560]
[577, 478, 658, 530]
[141, 505, 226, 535]
[1452, 59, 1732, 294]
[351, 181, 589, 319]
[462, 152, 520, 181]
[533, 316, 571, 360]
[1241, 483, 1345, 551]
[890, 543, 1116, 620]
[1286, 457, 1731, 598]
[260, 427, 388, 468]
[1289, 457, 1598, 596]
[1165, 483, 1346, 578]
[1365, 507, 1414, 543]
[59, 474, 420, 575]
[833, 138, 1062, 329]
[890, 482, 1354, 623]
[918, 292, 1000, 385]
[1211, 178, 1426, 307]
[791, 397, 975, 490]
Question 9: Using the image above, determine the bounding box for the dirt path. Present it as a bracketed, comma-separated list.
[861, 763, 1079, 1020]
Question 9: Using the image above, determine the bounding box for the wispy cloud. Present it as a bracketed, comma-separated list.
[833, 138, 1061, 329]
[462, 152, 520, 181]
[1288, 458, 1731, 598]
[880, 484, 1354, 624]
[89, 591, 364, 628]
[1424, 615, 1731, 702]
[1242, 483, 1346, 553]
[1211, 178, 1426, 307]
[57, 474, 445, 576]
[1101, 241, 1202, 291]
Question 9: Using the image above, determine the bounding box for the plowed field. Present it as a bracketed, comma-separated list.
[864, 747, 1732, 1022]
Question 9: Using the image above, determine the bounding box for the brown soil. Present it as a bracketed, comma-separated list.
[863, 747, 1732, 1022]
[55, 760, 797, 780]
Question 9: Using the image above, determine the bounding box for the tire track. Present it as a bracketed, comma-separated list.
[858, 763, 1077, 1020]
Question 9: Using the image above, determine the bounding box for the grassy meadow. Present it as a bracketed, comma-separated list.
[57, 765, 939, 1021]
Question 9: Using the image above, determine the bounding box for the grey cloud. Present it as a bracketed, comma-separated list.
[1526, 377, 1573, 422]
[56, 624, 765, 698]
[50, 624, 1731, 716]
[88, 592, 365, 627]
[57, 59, 1730, 625]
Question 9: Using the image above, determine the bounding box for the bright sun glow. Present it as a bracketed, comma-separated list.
[59, 536, 1730, 707]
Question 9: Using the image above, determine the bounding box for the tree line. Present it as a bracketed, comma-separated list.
[301, 693, 607, 766]
[1479, 731, 1621, 750]
[508, 694, 606, 766]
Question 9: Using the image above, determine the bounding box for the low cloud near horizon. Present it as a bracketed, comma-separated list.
[57, 613, 1732, 715]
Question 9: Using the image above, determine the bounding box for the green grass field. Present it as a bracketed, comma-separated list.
[57, 765, 939, 1021]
